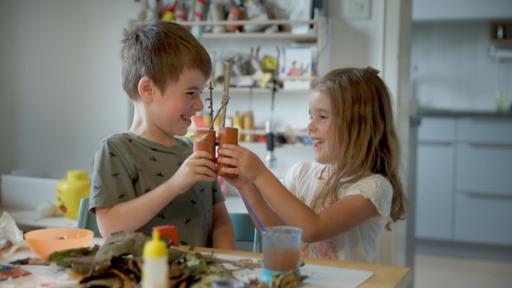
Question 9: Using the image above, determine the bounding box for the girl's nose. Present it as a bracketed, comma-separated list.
[307, 120, 316, 133]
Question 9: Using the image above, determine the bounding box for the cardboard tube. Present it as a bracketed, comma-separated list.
[193, 130, 216, 161]
[217, 127, 238, 176]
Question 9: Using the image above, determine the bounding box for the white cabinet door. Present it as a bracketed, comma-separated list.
[413, 0, 512, 21]
[454, 193, 512, 246]
[415, 142, 455, 240]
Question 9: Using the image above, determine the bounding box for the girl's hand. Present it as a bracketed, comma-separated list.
[170, 151, 217, 192]
[222, 175, 252, 193]
[217, 144, 266, 182]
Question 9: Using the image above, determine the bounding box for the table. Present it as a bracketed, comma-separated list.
[197, 247, 411, 288]
[1, 243, 410, 288]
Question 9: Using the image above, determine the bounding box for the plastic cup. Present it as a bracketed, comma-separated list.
[193, 129, 216, 161]
[217, 127, 238, 176]
[260, 226, 302, 284]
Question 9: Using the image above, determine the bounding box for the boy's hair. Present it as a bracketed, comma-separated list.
[311, 67, 407, 224]
[121, 22, 212, 100]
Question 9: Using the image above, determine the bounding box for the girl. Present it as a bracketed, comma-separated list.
[217, 67, 407, 262]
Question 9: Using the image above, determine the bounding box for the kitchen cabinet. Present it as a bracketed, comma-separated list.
[416, 114, 512, 246]
[415, 118, 456, 240]
[412, 0, 512, 21]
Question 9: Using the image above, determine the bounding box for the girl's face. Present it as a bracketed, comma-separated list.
[148, 69, 206, 138]
[308, 91, 333, 164]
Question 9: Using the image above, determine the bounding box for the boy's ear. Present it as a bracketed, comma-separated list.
[138, 76, 155, 102]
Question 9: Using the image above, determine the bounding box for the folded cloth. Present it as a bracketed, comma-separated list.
[0, 212, 25, 258]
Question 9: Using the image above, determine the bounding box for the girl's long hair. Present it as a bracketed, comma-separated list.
[310, 68, 407, 224]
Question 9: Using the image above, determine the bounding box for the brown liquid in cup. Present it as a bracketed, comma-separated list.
[263, 247, 301, 271]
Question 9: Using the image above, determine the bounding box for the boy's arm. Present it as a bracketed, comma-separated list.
[95, 177, 184, 237]
[96, 150, 217, 237]
[211, 202, 235, 249]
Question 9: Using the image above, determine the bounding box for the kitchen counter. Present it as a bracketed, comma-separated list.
[417, 108, 512, 118]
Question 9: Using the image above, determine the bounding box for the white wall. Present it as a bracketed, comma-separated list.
[0, 0, 139, 177]
[411, 21, 512, 110]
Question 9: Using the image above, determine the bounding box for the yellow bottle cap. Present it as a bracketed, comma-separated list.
[144, 230, 167, 258]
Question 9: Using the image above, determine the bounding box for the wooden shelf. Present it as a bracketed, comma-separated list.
[166, 19, 318, 42]
[173, 19, 317, 26]
[212, 87, 310, 95]
[490, 38, 512, 47]
[200, 32, 316, 42]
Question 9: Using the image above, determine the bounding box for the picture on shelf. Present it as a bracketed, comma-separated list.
[280, 46, 313, 89]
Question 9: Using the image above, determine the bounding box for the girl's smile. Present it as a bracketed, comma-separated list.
[308, 91, 333, 164]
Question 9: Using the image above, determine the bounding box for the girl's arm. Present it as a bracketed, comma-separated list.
[252, 168, 379, 242]
[218, 145, 379, 243]
[235, 182, 285, 228]
[211, 202, 235, 249]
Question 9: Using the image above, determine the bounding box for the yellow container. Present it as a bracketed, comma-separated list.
[56, 170, 91, 220]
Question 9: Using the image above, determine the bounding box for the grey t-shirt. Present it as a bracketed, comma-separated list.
[89, 132, 224, 246]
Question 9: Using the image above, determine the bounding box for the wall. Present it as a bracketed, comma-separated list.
[411, 21, 512, 110]
[0, 0, 139, 177]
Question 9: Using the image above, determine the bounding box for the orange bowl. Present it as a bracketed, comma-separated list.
[24, 228, 94, 260]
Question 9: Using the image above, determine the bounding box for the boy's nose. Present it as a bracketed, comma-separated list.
[193, 97, 203, 111]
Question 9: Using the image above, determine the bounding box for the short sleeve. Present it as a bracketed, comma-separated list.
[344, 175, 393, 217]
[284, 162, 305, 195]
[89, 139, 136, 212]
[212, 180, 225, 204]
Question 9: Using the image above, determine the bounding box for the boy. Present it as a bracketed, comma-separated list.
[89, 22, 234, 249]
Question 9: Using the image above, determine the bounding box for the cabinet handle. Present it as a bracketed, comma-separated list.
[465, 192, 512, 199]
[419, 140, 453, 146]
[467, 143, 512, 149]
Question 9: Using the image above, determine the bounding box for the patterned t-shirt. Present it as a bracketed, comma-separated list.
[89, 132, 224, 247]
[284, 162, 393, 262]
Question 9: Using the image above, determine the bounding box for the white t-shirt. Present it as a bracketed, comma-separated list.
[284, 162, 393, 262]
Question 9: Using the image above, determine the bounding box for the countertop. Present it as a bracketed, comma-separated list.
[417, 108, 512, 118]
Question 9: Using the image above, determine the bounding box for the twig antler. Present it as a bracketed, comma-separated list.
[210, 58, 235, 130]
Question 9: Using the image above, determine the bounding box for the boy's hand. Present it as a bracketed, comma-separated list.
[217, 144, 265, 183]
[171, 151, 217, 193]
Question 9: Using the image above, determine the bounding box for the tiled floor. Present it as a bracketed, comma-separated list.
[414, 254, 512, 288]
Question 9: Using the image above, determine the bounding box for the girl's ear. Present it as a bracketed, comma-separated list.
[137, 76, 154, 102]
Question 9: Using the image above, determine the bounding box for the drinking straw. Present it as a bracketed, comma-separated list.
[240, 196, 266, 232]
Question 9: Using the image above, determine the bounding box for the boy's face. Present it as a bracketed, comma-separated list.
[307, 91, 333, 164]
[148, 69, 206, 137]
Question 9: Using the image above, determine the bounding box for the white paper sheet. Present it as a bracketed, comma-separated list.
[218, 254, 374, 288]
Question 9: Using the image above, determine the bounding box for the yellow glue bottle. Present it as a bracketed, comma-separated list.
[142, 230, 168, 288]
